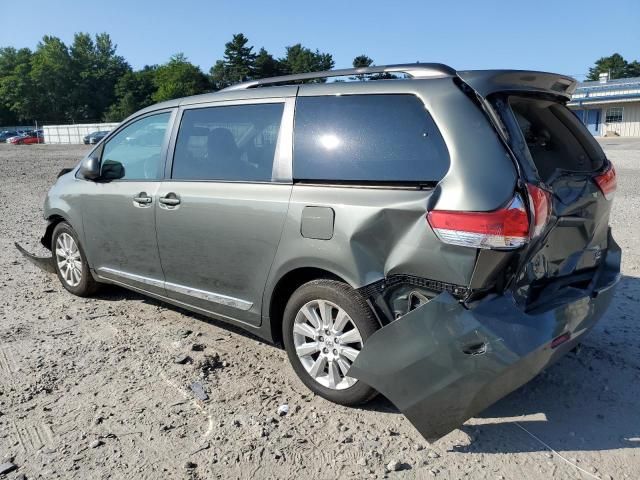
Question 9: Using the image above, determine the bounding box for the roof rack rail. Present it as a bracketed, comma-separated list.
[221, 63, 456, 91]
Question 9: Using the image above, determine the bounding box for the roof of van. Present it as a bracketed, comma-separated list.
[131, 65, 577, 120]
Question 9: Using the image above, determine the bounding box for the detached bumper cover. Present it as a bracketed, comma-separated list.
[14, 242, 56, 273]
[348, 235, 621, 443]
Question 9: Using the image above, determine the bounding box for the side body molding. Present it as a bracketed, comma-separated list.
[96, 267, 253, 311]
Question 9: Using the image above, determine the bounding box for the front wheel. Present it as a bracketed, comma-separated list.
[283, 280, 379, 406]
[52, 222, 98, 297]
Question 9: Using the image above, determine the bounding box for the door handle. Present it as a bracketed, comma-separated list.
[159, 193, 181, 206]
[133, 192, 152, 204]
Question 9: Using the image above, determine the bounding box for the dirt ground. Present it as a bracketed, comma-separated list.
[0, 140, 639, 480]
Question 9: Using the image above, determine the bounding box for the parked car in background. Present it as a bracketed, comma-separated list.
[9, 130, 44, 145]
[16, 64, 620, 443]
[0, 130, 21, 142]
[5, 133, 27, 144]
[83, 131, 110, 145]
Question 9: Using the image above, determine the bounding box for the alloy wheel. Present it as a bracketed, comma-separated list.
[293, 299, 364, 390]
[55, 232, 82, 287]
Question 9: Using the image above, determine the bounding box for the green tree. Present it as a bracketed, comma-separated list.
[210, 33, 257, 89]
[68, 33, 95, 120]
[352, 55, 373, 68]
[625, 60, 640, 78]
[587, 53, 628, 81]
[210, 60, 227, 90]
[153, 53, 209, 102]
[280, 44, 334, 76]
[104, 66, 157, 121]
[351, 55, 374, 81]
[0, 47, 35, 124]
[92, 34, 130, 118]
[254, 47, 283, 79]
[69, 33, 130, 121]
[30, 35, 73, 122]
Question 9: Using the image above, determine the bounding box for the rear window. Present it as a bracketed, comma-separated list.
[508, 96, 605, 181]
[293, 94, 449, 183]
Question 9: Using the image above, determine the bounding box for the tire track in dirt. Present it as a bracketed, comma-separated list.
[9, 420, 55, 453]
[0, 345, 18, 379]
[2, 143, 640, 479]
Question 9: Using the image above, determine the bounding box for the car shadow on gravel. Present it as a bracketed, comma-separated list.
[93, 277, 640, 454]
[93, 284, 267, 343]
[453, 275, 640, 454]
[357, 346, 640, 453]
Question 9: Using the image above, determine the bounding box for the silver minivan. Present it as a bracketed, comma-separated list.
[18, 64, 620, 442]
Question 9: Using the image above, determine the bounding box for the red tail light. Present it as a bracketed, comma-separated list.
[594, 163, 616, 200]
[526, 184, 552, 238]
[427, 195, 530, 249]
[427, 184, 552, 250]
[550, 332, 571, 349]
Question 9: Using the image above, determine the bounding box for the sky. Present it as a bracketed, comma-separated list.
[1, 0, 639, 80]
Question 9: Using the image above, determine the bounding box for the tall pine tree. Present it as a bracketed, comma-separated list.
[210, 33, 257, 89]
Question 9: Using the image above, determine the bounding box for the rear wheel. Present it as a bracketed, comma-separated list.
[283, 280, 379, 406]
[52, 222, 98, 297]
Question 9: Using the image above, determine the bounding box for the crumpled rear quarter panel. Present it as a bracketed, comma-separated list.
[267, 186, 478, 291]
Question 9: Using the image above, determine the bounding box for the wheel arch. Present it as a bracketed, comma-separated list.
[42, 213, 70, 250]
[266, 266, 349, 346]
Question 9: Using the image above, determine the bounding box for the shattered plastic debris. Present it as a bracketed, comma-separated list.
[0, 463, 18, 475]
[173, 354, 191, 364]
[277, 404, 289, 416]
[190, 382, 208, 401]
[197, 354, 223, 379]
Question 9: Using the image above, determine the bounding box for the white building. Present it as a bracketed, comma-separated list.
[568, 73, 640, 137]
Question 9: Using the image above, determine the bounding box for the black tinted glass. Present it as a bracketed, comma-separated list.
[293, 95, 449, 182]
[173, 103, 284, 181]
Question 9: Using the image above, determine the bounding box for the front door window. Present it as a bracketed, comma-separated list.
[101, 112, 171, 180]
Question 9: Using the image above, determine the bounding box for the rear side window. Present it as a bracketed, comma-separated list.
[508, 96, 605, 181]
[172, 103, 284, 181]
[293, 95, 449, 183]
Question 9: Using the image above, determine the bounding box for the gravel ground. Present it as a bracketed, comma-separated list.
[0, 141, 639, 480]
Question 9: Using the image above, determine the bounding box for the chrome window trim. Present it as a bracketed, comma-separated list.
[96, 267, 253, 311]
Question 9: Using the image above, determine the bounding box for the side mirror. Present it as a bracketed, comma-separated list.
[78, 155, 100, 180]
[101, 160, 125, 180]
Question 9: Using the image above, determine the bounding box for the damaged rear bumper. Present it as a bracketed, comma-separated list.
[348, 234, 621, 443]
[14, 242, 56, 273]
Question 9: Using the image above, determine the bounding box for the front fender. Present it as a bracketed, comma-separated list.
[43, 175, 87, 259]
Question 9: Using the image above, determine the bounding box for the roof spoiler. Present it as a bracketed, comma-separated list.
[457, 70, 577, 101]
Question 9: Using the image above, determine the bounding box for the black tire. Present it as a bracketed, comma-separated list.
[283, 279, 379, 406]
[52, 222, 99, 297]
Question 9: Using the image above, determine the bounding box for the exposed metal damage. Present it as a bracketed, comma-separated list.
[348, 235, 620, 442]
